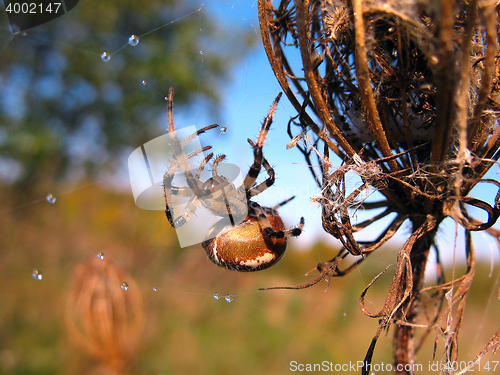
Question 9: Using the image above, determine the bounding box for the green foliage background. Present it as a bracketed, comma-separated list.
[0, 183, 499, 374]
[0, 0, 254, 194]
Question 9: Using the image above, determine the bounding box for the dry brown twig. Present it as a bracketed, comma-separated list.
[258, 0, 500, 373]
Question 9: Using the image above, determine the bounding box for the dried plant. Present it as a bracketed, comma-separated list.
[65, 257, 144, 374]
[258, 0, 500, 373]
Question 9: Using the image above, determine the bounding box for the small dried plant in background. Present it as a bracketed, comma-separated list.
[259, 0, 500, 373]
[65, 257, 144, 374]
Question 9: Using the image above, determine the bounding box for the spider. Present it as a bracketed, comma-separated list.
[163, 87, 305, 272]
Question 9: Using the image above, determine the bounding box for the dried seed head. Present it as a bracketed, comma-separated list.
[65, 257, 144, 373]
[322, 0, 352, 42]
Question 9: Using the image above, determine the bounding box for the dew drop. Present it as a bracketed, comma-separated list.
[153, 287, 157, 292]
[199, 50, 204, 55]
[128, 34, 139, 46]
[101, 52, 111, 62]
[32, 269, 43, 280]
[343, 312, 347, 317]
[213, 292, 221, 300]
[224, 294, 233, 302]
[220, 126, 227, 134]
[120, 282, 129, 290]
[429, 55, 439, 65]
[141, 80, 147, 86]
[97, 252, 105, 260]
[46, 194, 56, 204]
[11, 24, 20, 35]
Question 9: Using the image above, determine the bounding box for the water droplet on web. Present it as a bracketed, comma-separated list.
[141, 80, 147, 86]
[224, 294, 233, 302]
[213, 292, 220, 300]
[46, 194, 56, 204]
[220, 126, 227, 134]
[11, 24, 20, 35]
[32, 269, 43, 280]
[97, 252, 105, 260]
[343, 312, 347, 317]
[101, 52, 111, 62]
[128, 35, 139, 46]
[199, 50, 204, 55]
[152, 287, 157, 292]
[120, 282, 129, 290]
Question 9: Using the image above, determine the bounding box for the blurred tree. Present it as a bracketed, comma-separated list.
[0, 0, 256, 193]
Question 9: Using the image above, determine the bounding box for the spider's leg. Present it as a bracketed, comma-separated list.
[212, 155, 234, 224]
[242, 93, 282, 192]
[211, 154, 227, 178]
[246, 138, 276, 199]
[167, 87, 213, 198]
[195, 152, 213, 178]
[170, 195, 202, 228]
[250, 201, 304, 239]
[272, 196, 295, 210]
[203, 154, 247, 222]
[209, 154, 236, 209]
[166, 122, 217, 189]
[164, 152, 213, 227]
[163, 146, 212, 195]
[164, 92, 215, 191]
[211, 154, 236, 225]
[181, 124, 219, 148]
[170, 123, 218, 194]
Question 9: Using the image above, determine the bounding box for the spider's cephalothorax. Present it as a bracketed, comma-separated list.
[163, 87, 304, 272]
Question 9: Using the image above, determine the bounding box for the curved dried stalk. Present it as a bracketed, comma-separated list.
[258, 0, 347, 157]
[352, 0, 398, 167]
[258, 0, 500, 373]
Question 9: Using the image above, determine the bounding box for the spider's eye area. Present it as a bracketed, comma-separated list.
[264, 227, 285, 238]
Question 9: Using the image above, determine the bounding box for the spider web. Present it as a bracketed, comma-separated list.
[0, 1, 499, 374]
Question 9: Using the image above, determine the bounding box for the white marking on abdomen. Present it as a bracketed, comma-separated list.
[239, 253, 275, 268]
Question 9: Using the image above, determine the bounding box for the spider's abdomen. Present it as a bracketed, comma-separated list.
[202, 209, 287, 272]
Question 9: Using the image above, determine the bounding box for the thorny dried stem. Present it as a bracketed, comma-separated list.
[258, 0, 500, 373]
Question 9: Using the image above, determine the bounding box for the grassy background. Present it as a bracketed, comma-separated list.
[0, 182, 499, 375]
